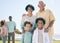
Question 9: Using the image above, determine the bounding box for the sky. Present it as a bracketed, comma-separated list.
[0, 0, 60, 35]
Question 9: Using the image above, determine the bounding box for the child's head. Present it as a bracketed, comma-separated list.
[35, 18, 45, 29]
[24, 21, 32, 31]
[1, 20, 4, 27]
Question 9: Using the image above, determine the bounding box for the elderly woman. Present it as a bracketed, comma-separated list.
[21, 4, 36, 33]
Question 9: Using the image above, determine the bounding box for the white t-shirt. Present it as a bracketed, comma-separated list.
[38, 29, 44, 43]
[38, 29, 50, 43]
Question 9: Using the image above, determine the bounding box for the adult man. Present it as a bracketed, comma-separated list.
[7, 16, 16, 43]
[36, 1, 55, 43]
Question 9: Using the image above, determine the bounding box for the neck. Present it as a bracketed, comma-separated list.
[40, 8, 45, 12]
[38, 27, 43, 30]
[10, 20, 12, 21]
[27, 13, 32, 17]
[27, 31, 30, 32]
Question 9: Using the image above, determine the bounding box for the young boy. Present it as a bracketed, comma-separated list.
[32, 18, 50, 43]
[21, 21, 32, 43]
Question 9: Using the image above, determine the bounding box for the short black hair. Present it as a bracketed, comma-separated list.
[25, 4, 35, 11]
[35, 18, 45, 25]
[9, 16, 12, 18]
[1, 20, 4, 27]
[24, 21, 32, 27]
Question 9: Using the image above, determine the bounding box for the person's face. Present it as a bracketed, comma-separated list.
[27, 7, 33, 14]
[9, 17, 12, 21]
[25, 24, 31, 31]
[37, 20, 44, 29]
[38, 1, 45, 9]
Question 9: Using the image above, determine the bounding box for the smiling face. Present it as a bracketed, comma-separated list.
[38, 1, 46, 9]
[25, 23, 31, 31]
[27, 7, 33, 14]
[37, 20, 44, 30]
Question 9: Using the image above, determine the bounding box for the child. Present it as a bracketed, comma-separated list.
[0, 20, 8, 43]
[21, 21, 32, 43]
[32, 18, 50, 43]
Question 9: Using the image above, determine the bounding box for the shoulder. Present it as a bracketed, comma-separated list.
[12, 21, 15, 23]
[22, 14, 27, 17]
[22, 14, 27, 19]
[46, 9, 52, 13]
[35, 11, 40, 17]
[33, 28, 37, 33]
[36, 11, 40, 14]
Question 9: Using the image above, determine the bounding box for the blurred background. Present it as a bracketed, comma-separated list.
[0, 0, 60, 40]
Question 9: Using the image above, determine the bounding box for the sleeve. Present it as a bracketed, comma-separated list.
[13, 22, 16, 30]
[48, 10, 55, 22]
[20, 16, 25, 29]
[21, 35, 24, 43]
[32, 15, 37, 31]
[32, 23, 37, 32]
[14, 22, 16, 26]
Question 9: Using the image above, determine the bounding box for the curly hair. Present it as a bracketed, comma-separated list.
[25, 4, 35, 11]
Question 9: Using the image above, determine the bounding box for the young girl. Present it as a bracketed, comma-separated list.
[21, 21, 32, 43]
[32, 18, 50, 43]
[0, 20, 8, 43]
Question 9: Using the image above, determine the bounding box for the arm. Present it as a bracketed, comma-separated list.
[21, 15, 25, 33]
[22, 14, 26, 17]
[45, 10, 55, 32]
[32, 23, 37, 33]
[47, 20, 55, 29]
[21, 35, 24, 43]
[14, 22, 16, 31]
[14, 26, 16, 30]
[44, 20, 54, 32]
[47, 10, 55, 29]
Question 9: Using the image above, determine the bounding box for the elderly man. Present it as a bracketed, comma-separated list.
[36, 1, 55, 43]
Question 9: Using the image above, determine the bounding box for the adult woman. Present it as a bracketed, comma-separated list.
[21, 4, 36, 33]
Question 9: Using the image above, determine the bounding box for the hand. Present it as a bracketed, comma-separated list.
[15, 29, 22, 34]
[22, 14, 26, 17]
[44, 28, 49, 32]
